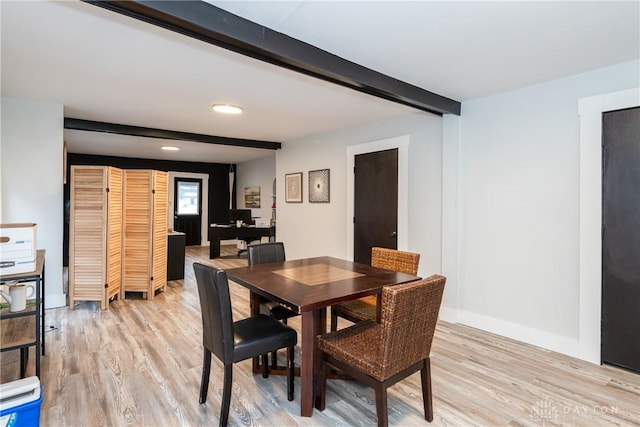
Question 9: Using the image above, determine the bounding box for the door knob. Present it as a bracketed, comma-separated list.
[390, 231, 397, 237]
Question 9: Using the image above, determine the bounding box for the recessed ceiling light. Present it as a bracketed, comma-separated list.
[212, 104, 243, 114]
[161, 146, 180, 151]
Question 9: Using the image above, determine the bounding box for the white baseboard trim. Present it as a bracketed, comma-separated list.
[45, 293, 66, 309]
[457, 309, 587, 363]
[439, 306, 460, 324]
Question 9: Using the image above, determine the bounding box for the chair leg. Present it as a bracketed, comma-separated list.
[199, 348, 212, 404]
[316, 354, 327, 410]
[271, 350, 278, 369]
[421, 358, 433, 422]
[287, 345, 295, 401]
[220, 364, 233, 427]
[374, 383, 389, 427]
[262, 354, 269, 378]
[330, 309, 338, 331]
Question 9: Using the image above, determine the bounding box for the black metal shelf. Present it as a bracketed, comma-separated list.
[0, 250, 45, 379]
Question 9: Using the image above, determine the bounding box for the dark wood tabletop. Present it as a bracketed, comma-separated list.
[225, 255, 420, 417]
[226, 256, 419, 313]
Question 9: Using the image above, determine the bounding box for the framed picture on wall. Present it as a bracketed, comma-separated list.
[244, 186, 261, 208]
[308, 169, 330, 203]
[285, 172, 303, 203]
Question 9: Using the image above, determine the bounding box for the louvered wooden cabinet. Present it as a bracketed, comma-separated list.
[122, 170, 168, 299]
[69, 166, 123, 309]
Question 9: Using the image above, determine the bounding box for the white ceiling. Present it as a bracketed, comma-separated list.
[2, 1, 638, 164]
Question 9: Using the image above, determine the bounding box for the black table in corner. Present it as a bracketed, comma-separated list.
[209, 225, 275, 258]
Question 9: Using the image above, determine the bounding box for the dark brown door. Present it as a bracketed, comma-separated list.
[174, 178, 202, 246]
[354, 149, 398, 265]
[602, 106, 640, 373]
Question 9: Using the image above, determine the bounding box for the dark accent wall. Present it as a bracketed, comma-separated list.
[63, 153, 236, 265]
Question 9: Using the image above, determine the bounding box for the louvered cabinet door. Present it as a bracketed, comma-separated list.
[150, 171, 169, 297]
[106, 167, 123, 304]
[69, 166, 107, 308]
[123, 170, 153, 295]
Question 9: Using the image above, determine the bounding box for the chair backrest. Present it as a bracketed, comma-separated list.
[193, 262, 235, 363]
[248, 242, 286, 266]
[371, 247, 420, 276]
[378, 275, 446, 379]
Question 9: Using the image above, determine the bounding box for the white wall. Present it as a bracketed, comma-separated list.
[457, 60, 640, 359]
[276, 113, 444, 282]
[236, 153, 276, 220]
[168, 171, 209, 246]
[275, 60, 640, 364]
[1, 97, 65, 308]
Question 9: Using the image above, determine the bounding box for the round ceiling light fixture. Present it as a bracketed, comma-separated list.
[161, 146, 180, 151]
[212, 103, 243, 114]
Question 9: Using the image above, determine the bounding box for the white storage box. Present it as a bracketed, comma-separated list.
[0, 223, 37, 275]
[254, 218, 271, 228]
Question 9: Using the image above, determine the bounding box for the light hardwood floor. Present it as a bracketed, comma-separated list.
[2, 245, 638, 426]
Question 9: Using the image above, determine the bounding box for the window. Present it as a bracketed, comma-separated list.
[177, 180, 200, 215]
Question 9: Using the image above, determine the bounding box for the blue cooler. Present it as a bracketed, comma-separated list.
[0, 377, 42, 427]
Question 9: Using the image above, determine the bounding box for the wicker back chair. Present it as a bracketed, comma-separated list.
[317, 275, 446, 427]
[371, 246, 420, 276]
[330, 247, 420, 331]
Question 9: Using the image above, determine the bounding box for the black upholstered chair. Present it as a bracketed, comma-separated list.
[193, 263, 296, 427]
[247, 242, 299, 321]
[247, 242, 300, 368]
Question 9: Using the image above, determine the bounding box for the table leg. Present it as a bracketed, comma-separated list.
[301, 311, 314, 417]
[301, 308, 326, 417]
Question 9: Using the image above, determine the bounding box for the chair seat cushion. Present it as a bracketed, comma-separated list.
[233, 314, 297, 362]
[317, 320, 389, 381]
[332, 296, 377, 322]
[259, 299, 299, 321]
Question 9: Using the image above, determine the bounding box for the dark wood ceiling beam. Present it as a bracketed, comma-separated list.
[64, 118, 282, 150]
[85, 1, 461, 116]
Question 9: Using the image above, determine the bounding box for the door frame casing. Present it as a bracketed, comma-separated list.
[578, 87, 640, 364]
[346, 135, 410, 261]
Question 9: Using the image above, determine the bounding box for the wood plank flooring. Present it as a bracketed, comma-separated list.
[2, 245, 638, 426]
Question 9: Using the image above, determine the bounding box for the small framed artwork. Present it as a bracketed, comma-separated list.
[285, 172, 303, 203]
[244, 186, 261, 208]
[308, 169, 330, 203]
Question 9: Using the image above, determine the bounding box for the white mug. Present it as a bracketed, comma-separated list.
[0, 283, 35, 312]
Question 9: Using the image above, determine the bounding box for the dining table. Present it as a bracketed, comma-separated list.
[225, 256, 420, 417]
